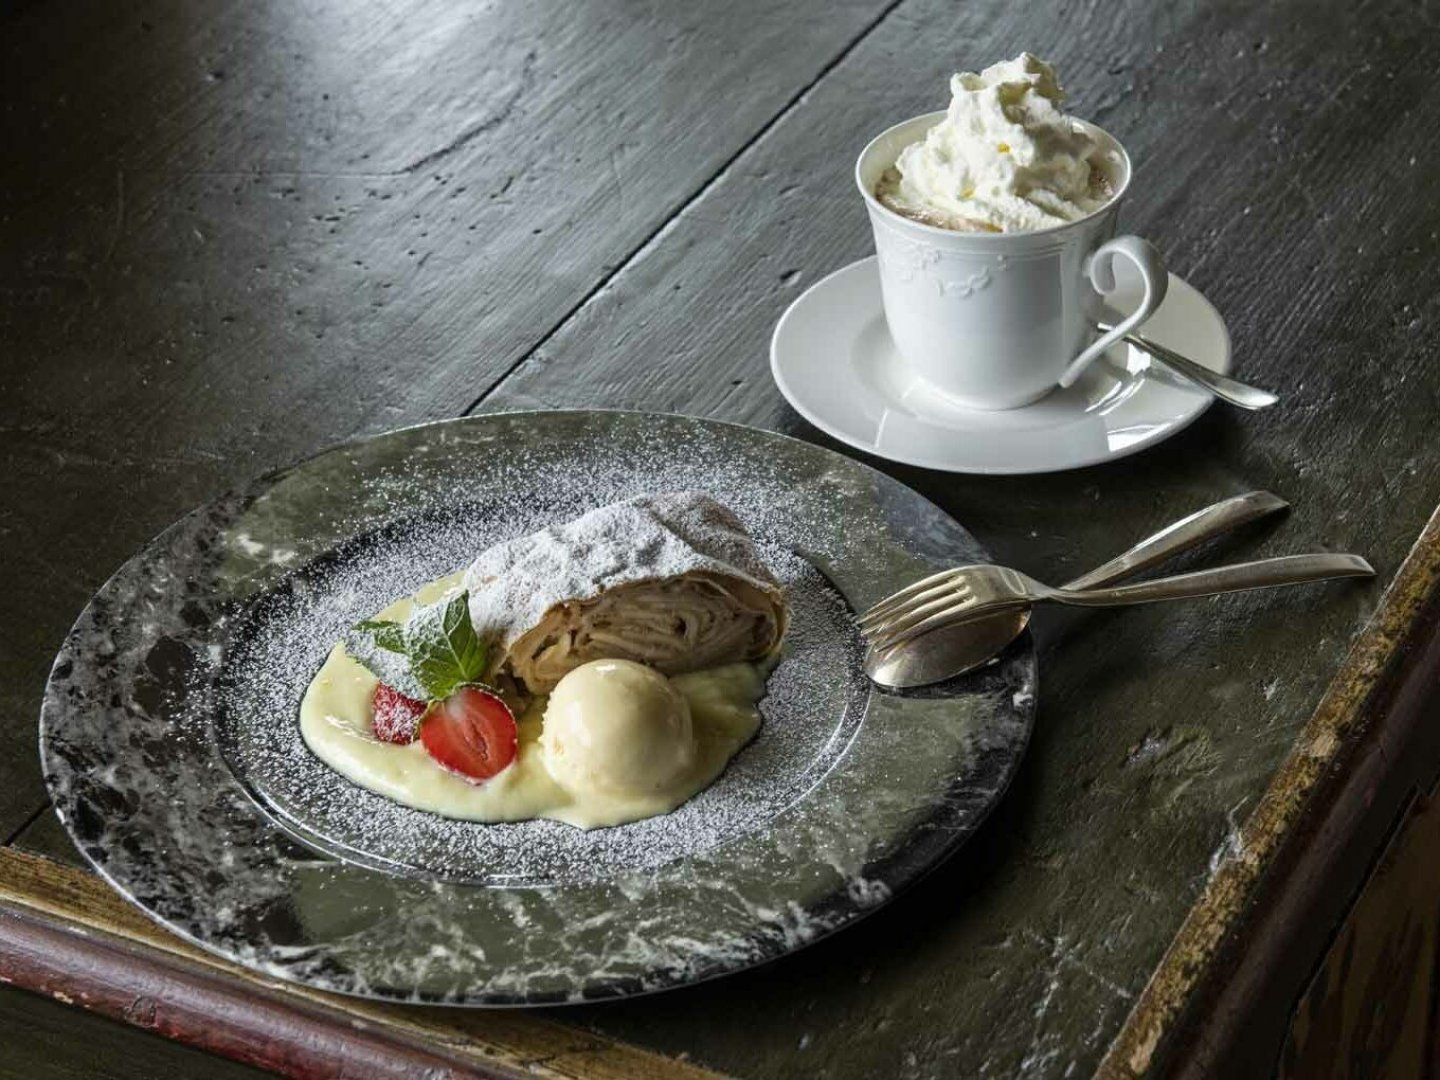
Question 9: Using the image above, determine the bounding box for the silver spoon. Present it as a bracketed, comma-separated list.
[1120, 328, 1280, 410]
[864, 490, 1289, 689]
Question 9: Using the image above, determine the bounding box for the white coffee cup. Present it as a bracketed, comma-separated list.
[856, 112, 1167, 411]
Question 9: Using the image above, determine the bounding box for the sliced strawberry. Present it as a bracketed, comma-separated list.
[420, 686, 518, 782]
[371, 683, 428, 744]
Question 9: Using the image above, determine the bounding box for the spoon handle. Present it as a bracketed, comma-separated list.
[1063, 491, 1288, 591]
[1047, 553, 1373, 608]
[1123, 331, 1280, 410]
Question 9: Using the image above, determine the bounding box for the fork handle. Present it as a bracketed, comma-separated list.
[1048, 553, 1374, 607]
[1063, 491, 1288, 591]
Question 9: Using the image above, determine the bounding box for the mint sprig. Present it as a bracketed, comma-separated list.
[353, 618, 406, 655]
[347, 589, 489, 702]
[404, 590, 488, 699]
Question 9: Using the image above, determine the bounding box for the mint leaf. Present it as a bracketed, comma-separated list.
[347, 589, 488, 703]
[346, 616, 426, 697]
[404, 590, 488, 699]
[354, 618, 406, 654]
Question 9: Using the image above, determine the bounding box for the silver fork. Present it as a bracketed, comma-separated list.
[864, 489, 1289, 689]
[860, 553, 1374, 653]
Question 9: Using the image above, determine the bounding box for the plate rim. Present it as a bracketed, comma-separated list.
[38, 408, 1039, 1006]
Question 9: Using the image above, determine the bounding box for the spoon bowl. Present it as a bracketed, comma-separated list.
[865, 608, 1029, 688]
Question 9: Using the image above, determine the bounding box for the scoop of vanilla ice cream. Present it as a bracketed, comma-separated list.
[540, 660, 697, 797]
[877, 53, 1111, 233]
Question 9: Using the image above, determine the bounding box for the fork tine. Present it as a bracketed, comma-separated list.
[858, 568, 966, 624]
[857, 574, 971, 632]
[863, 583, 972, 644]
[868, 594, 989, 652]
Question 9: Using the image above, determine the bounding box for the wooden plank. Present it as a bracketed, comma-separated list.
[1111, 502, 1440, 1076]
[1278, 785, 1440, 1079]
[470, 0, 1440, 1075]
[0, 907, 510, 1079]
[0, 848, 723, 1080]
[0, 0, 895, 838]
[0, 986, 270, 1080]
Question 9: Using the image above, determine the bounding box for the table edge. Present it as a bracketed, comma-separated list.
[1100, 499, 1440, 1076]
[0, 848, 723, 1080]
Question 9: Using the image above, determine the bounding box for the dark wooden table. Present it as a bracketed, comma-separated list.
[5, 0, 1440, 1076]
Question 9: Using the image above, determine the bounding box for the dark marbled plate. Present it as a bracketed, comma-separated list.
[39, 411, 1036, 1005]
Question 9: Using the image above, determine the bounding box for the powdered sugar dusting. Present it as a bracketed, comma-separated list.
[464, 490, 784, 651]
[217, 435, 865, 884]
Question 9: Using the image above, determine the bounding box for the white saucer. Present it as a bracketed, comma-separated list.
[770, 256, 1232, 474]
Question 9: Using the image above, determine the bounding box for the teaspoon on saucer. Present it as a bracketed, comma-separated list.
[1118, 327, 1280, 410]
[863, 490, 1289, 689]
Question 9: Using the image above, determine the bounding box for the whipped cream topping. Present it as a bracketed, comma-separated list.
[876, 53, 1113, 233]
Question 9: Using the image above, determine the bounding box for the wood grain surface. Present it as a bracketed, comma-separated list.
[0, 0, 893, 840]
[1107, 502, 1440, 1077]
[471, 0, 1440, 1074]
[4, 0, 1440, 1075]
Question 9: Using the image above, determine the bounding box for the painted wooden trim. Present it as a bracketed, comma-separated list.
[1102, 501, 1440, 1077]
[0, 848, 722, 1080]
[1277, 782, 1440, 1077]
[0, 904, 508, 1079]
[1174, 533, 1440, 1077]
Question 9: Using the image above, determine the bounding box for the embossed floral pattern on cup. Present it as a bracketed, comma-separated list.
[857, 111, 1168, 411]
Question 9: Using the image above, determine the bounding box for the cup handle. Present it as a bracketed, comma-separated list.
[1057, 235, 1169, 388]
